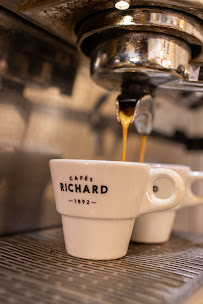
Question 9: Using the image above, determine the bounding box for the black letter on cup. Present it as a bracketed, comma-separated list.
[60, 183, 64, 191]
[101, 186, 108, 194]
[83, 185, 90, 193]
[92, 185, 98, 194]
[75, 184, 81, 193]
[68, 184, 73, 192]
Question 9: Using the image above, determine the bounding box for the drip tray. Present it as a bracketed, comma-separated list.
[0, 228, 203, 304]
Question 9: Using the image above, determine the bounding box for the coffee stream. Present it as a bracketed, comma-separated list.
[139, 135, 147, 163]
[120, 107, 134, 162]
[120, 107, 147, 162]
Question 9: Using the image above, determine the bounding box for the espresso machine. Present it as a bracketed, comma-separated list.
[0, 1, 203, 303]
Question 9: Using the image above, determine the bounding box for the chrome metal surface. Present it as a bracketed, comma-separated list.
[90, 32, 190, 91]
[134, 95, 154, 134]
[189, 65, 201, 81]
[0, 0, 203, 49]
[0, 146, 61, 235]
[0, 7, 78, 94]
[160, 80, 203, 92]
[77, 7, 203, 94]
[0, 227, 202, 304]
[0, 7, 79, 236]
[1, 1, 202, 96]
[78, 8, 203, 58]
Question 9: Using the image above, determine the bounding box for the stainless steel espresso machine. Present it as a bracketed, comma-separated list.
[0, 1, 203, 303]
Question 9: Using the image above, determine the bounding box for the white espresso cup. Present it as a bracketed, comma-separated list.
[131, 164, 203, 244]
[50, 160, 185, 260]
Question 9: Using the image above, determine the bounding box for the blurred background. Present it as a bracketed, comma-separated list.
[0, 1, 202, 237]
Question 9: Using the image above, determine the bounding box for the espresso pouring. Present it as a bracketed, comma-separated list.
[120, 107, 134, 162]
[139, 135, 147, 163]
[119, 107, 147, 163]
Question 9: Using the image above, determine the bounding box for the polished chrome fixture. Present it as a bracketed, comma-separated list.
[77, 7, 203, 131]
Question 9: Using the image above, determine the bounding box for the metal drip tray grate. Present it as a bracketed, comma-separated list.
[0, 228, 203, 304]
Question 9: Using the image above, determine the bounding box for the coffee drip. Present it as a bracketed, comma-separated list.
[119, 108, 147, 163]
[139, 135, 147, 163]
[119, 107, 134, 162]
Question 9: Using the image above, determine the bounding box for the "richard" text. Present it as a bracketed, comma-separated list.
[60, 183, 108, 194]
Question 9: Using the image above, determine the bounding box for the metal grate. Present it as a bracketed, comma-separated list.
[0, 228, 203, 304]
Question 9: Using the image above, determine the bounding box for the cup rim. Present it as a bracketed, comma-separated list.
[50, 159, 150, 168]
[148, 163, 190, 170]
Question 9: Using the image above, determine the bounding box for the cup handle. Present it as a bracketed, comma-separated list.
[185, 171, 203, 207]
[138, 168, 185, 216]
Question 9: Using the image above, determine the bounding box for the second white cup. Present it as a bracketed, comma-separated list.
[131, 164, 203, 244]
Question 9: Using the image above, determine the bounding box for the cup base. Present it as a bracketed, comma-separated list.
[131, 211, 176, 244]
[61, 215, 135, 260]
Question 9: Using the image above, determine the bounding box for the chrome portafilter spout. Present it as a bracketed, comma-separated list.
[134, 95, 154, 135]
[116, 83, 154, 134]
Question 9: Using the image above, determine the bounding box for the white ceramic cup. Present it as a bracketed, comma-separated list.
[50, 160, 185, 260]
[131, 164, 203, 244]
